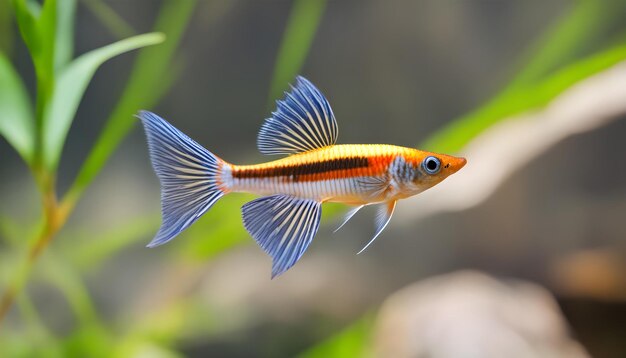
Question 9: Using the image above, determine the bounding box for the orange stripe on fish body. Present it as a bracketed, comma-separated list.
[231, 145, 389, 181]
[140, 76, 466, 278]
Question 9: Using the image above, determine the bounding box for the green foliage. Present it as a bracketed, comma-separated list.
[423, 44, 626, 153]
[81, 0, 135, 39]
[0, 53, 34, 162]
[0, 0, 195, 355]
[12, 0, 62, 165]
[0, 0, 14, 56]
[1, 0, 626, 356]
[43, 33, 164, 170]
[298, 316, 374, 358]
[6, 0, 163, 174]
[65, 0, 196, 205]
[268, 0, 327, 106]
[305, 1, 626, 354]
[179, 195, 253, 260]
[423, 0, 626, 153]
[508, 0, 626, 88]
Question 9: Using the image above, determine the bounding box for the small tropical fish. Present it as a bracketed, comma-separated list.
[139, 76, 466, 277]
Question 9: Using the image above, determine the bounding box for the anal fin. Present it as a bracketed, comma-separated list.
[242, 194, 322, 278]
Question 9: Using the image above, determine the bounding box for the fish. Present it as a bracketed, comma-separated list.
[139, 76, 466, 278]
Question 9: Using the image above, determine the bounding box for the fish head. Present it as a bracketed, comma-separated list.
[410, 151, 467, 190]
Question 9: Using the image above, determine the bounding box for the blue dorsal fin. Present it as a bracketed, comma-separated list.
[258, 76, 338, 155]
[242, 194, 322, 278]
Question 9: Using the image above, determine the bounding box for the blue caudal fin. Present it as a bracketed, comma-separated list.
[138, 111, 227, 247]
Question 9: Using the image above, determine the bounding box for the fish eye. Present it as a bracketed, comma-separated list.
[422, 156, 441, 175]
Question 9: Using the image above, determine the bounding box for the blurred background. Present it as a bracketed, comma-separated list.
[1, 0, 625, 357]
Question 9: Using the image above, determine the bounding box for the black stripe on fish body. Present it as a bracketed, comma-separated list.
[234, 157, 370, 181]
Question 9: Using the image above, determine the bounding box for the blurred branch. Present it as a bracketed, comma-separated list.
[0, 216, 22, 246]
[267, 0, 327, 106]
[550, 249, 626, 301]
[0, 198, 64, 324]
[80, 0, 136, 39]
[372, 271, 588, 357]
[397, 60, 626, 221]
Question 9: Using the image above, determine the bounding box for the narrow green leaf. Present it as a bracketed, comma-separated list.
[40, 255, 103, 328]
[508, 0, 626, 89]
[177, 195, 252, 260]
[422, 1, 626, 154]
[422, 44, 626, 153]
[64, 0, 196, 204]
[298, 316, 374, 358]
[81, 0, 136, 39]
[63, 214, 159, 269]
[42, 32, 165, 170]
[0, 0, 14, 56]
[12, 0, 44, 71]
[13, 0, 59, 163]
[55, 0, 77, 71]
[39, 255, 112, 357]
[267, 0, 327, 105]
[0, 53, 35, 163]
[38, 0, 57, 74]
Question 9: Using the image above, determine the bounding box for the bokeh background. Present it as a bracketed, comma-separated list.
[1, 0, 625, 357]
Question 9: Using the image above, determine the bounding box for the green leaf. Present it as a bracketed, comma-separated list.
[63, 0, 196, 205]
[0, 53, 35, 163]
[54, 0, 76, 71]
[422, 1, 626, 154]
[14, 294, 65, 358]
[298, 316, 374, 358]
[422, 44, 626, 153]
[0, 0, 14, 56]
[64, 214, 159, 269]
[177, 195, 252, 260]
[81, 0, 136, 39]
[508, 0, 626, 89]
[13, 0, 57, 117]
[267, 0, 327, 105]
[12, 0, 54, 77]
[42, 32, 165, 170]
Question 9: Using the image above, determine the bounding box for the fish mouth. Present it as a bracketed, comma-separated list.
[447, 156, 467, 173]
[458, 157, 467, 169]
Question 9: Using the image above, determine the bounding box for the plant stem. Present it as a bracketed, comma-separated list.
[0, 173, 71, 324]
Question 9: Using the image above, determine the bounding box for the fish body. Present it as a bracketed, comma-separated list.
[140, 76, 466, 277]
[226, 144, 464, 205]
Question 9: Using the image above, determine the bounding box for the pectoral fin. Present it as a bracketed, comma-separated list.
[242, 194, 322, 278]
[334, 205, 365, 233]
[357, 200, 396, 255]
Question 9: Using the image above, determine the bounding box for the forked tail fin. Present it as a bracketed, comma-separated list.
[138, 111, 228, 247]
